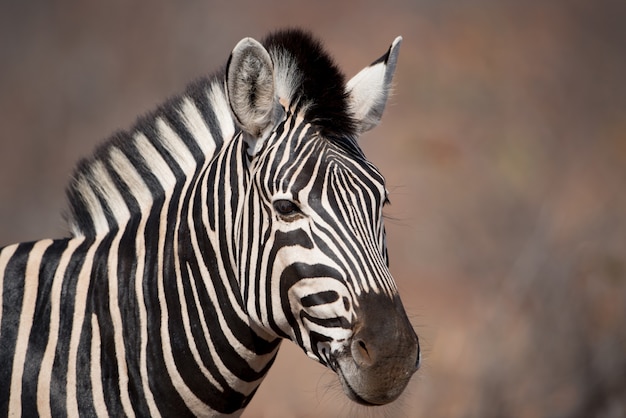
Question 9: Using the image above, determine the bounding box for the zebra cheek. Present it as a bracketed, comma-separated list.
[285, 275, 355, 354]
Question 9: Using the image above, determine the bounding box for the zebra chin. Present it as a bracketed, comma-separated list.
[330, 292, 420, 406]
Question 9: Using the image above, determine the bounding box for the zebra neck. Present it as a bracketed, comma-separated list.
[60, 71, 286, 412]
[64, 77, 237, 239]
[96, 133, 281, 414]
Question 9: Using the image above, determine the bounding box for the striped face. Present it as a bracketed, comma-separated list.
[239, 120, 388, 345]
[237, 119, 419, 405]
[227, 31, 419, 405]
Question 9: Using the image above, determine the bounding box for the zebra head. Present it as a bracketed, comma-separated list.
[227, 30, 419, 406]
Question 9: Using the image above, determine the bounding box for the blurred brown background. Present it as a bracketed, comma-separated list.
[1, 1, 625, 417]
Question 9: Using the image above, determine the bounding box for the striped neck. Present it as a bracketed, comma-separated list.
[65, 76, 235, 238]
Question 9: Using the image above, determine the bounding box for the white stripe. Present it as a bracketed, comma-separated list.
[156, 117, 196, 174]
[37, 237, 84, 415]
[66, 239, 100, 417]
[8, 239, 53, 416]
[108, 146, 154, 211]
[90, 160, 131, 227]
[134, 132, 177, 192]
[209, 83, 235, 141]
[179, 97, 217, 158]
[72, 175, 109, 235]
[90, 314, 109, 418]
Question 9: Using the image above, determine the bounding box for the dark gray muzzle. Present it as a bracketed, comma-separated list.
[334, 292, 420, 405]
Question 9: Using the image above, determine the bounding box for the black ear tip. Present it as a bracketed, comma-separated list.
[370, 36, 402, 66]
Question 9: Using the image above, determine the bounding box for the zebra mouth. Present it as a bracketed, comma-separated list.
[330, 351, 397, 406]
[334, 363, 383, 406]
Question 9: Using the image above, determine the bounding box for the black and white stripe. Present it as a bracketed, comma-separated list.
[1, 29, 419, 416]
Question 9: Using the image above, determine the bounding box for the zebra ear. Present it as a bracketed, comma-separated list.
[346, 36, 402, 133]
[226, 37, 276, 140]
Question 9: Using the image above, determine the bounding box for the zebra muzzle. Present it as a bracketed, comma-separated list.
[334, 292, 420, 406]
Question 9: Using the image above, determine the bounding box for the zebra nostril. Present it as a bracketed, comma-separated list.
[351, 338, 374, 368]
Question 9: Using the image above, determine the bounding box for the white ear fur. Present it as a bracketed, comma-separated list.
[226, 37, 276, 141]
[346, 36, 402, 133]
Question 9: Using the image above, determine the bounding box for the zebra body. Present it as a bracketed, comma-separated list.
[0, 30, 419, 417]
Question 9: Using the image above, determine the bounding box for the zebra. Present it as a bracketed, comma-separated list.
[0, 29, 420, 417]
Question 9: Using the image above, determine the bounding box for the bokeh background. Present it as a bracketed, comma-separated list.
[1, 1, 625, 417]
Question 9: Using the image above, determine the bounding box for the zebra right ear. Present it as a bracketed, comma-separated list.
[226, 37, 276, 143]
[346, 36, 402, 134]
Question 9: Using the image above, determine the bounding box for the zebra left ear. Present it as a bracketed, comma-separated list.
[346, 36, 402, 134]
[226, 37, 276, 143]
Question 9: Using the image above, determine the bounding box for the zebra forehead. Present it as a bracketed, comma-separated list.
[266, 136, 384, 191]
[262, 29, 357, 141]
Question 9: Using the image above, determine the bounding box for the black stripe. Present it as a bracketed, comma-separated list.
[187, 78, 225, 150]
[300, 311, 351, 329]
[87, 233, 124, 416]
[76, 314, 97, 417]
[116, 216, 151, 417]
[277, 262, 344, 347]
[87, 174, 119, 231]
[300, 290, 340, 307]
[103, 152, 142, 218]
[163, 98, 206, 165]
[138, 119, 187, 181]
[49, 238, 93, 417]
[124, 139, 166, 202]
[21, 239, 69, 415]
[140, 207, 191, 416]
[0, 242, 34, 416]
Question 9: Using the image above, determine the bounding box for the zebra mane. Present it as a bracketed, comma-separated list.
[64, 72, 235, 237]
[64, 29, 358, 237]
[262, 29, 356, 141]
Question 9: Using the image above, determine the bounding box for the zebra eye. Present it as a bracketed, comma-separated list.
[273, 199, 301, 218]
